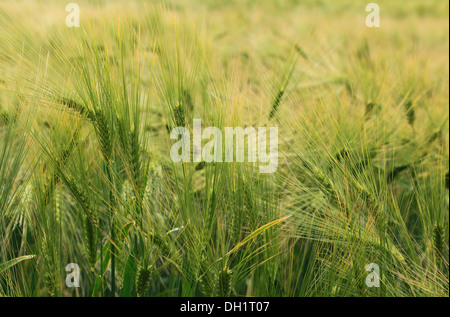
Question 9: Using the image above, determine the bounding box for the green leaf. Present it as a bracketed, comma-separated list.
[227, 217, 288, 256]
[92, 242, 111, 297]
[0, 255, 36, 273]
[120, 221, 135, 242]
[120, 255, 137, 297]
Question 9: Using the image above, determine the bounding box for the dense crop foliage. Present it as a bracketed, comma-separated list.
[0, 0, 448, 297]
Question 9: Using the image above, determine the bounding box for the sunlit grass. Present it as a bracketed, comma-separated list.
[0, 0, 448, 297]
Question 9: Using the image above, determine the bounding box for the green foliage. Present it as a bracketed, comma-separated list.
[0, 0, 448, 298]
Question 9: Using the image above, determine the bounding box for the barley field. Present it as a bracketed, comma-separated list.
[0, 0, 448, 298]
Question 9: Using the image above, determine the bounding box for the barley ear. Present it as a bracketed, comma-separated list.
[216, 267, 232, 297]
[60, 97, 94, 120]
[269, 87, 285, 119]
[404, 100, 415, 126]
[83, 213, 98, 270]
[174, 102, 185, 127]
[136, 265, 153, 297]
[40, 235, 59, 297]
[94, 109, 113, 161]
[199, 256, 214, 297]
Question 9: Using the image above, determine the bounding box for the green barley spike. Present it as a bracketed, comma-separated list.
[40, 235, 59, 297]
[60, 97, 94, 120]
[174, 102, 185, 127]
[294, 44, 308, 60]
[365, 101, 376, 118]
[269, 87, 285, 119]
[404, 100, 415, 126]
[216, 267, 232, 297]
[136, 265, 153, 297]
[94, 109, 113, 161]
[199, 257, 215, 297]
[83, 214, 98, 270]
